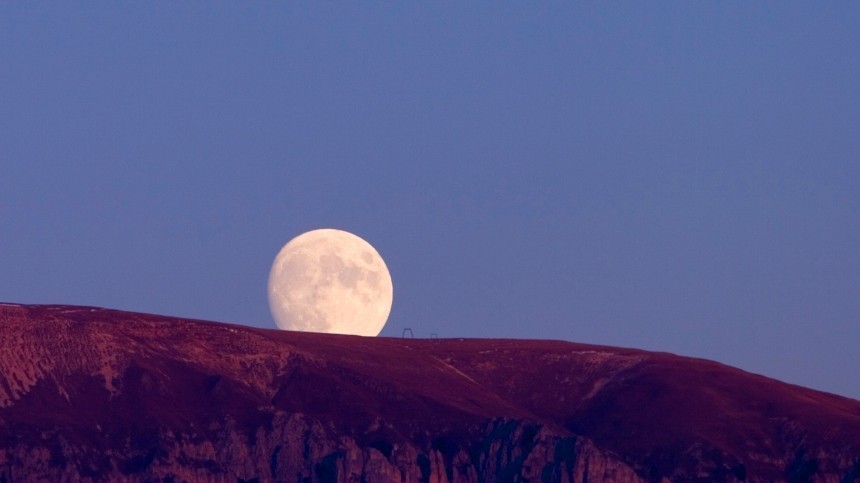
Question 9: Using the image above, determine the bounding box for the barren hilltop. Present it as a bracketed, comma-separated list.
[0, 303, 858, 482]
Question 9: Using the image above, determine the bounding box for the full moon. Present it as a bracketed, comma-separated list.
[267, 229, 393, 336]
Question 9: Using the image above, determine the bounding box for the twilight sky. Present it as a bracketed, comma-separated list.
[1, 3, 858, 399]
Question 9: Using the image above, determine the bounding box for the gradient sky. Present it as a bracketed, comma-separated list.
[2, 3, 858, 399]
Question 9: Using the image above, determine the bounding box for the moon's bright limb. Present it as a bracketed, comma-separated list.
[267, 229, 393, 336]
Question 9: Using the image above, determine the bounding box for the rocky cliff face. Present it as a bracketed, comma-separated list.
[0, 303, 858, 482]
[0, 411, 642, 482]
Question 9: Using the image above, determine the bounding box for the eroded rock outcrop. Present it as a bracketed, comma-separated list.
[0, 413, 642, 482]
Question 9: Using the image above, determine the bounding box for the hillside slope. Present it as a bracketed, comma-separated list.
[0, 303, 858, 482]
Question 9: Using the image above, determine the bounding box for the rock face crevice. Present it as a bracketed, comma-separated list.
[0, 304, 859, 482]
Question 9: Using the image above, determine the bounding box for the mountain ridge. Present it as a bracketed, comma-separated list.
[0, 302, 858, 482]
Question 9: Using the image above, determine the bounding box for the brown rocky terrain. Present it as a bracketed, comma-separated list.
[0, 302, 858, 482]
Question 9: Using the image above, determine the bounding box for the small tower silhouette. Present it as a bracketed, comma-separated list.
[402, 328, 414, 338]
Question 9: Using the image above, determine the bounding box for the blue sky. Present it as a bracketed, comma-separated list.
[2, 3, 858, 399]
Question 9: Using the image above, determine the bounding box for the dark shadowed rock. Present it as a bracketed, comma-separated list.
[0, 303, 858, 482]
